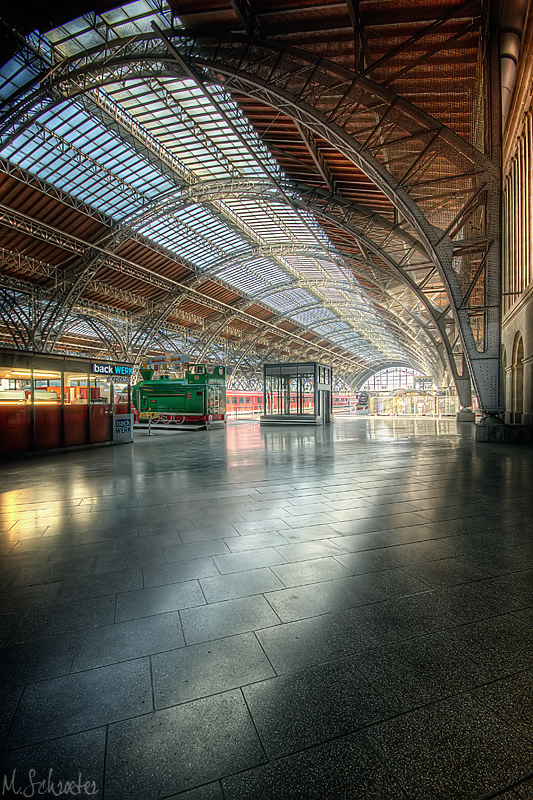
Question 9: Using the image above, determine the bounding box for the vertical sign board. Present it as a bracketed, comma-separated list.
[91, 364, 134, 444]
[113, 414, 134, 443]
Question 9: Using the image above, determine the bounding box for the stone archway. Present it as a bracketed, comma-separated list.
[511, 333, 524, 423]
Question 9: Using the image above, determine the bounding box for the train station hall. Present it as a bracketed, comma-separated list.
[1, 1, 533, 798]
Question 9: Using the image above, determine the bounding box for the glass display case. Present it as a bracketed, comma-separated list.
[261, 362, 332, 425]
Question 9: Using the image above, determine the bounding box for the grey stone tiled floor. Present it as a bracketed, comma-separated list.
[1, 416, 533, 798]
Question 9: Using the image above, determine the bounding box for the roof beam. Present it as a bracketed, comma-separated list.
[294, 121, 336, 193]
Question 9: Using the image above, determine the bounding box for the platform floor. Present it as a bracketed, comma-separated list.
[1, 417, 533, 799]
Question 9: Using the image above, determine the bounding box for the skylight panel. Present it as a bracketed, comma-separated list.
[0, 9, 415, 368]
[45, 2, 171, 57]
[216, 268, 271, 296]
[291, 308, 337, 327]
[1, 97, 180, 219]
[138, 216, 224, 268]
[265, 288, 317, 314]
[172, 206, 245, 253]
[264, 293, 301, 313]
[216, 259, 290, 292]
[0, 55, 38, 101]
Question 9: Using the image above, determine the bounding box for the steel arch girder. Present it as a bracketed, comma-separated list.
[0, 32, 501, 409]
[171, 35, 500, 410]
[226, 329, 267, 389]
[130, 181, 457, 396]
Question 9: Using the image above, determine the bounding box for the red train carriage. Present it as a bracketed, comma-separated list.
[226, 390, 355, 414]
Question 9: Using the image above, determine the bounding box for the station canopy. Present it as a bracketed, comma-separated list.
[0, 0, 488, 390]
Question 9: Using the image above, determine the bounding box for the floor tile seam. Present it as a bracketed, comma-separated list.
[152, 665, 283, 714]
[259, 592, 284, 627]
[279, 579, 526, 627]
[259, 589, 434, 625]
[148, 655, 156, 720]
[216, 689, 485, 790]
[196, 578, 210, 607]
[424, 606, 533, 635]
[6, 523, 46, 537]
[339, 586, 456, 617]
[99, 725, 110, 800]
[266, 568, 352, 592]
[115, 595, 207, 623]
[0, 685, 32, 755]
[2, 569, 20, 591]
[469, 664, 533, 702]
[188, 515, 247, 530]
[237, 685, 270, 767]
[395, 564, 499, 588]
[469, 582, 533, 608]
[352, 530, 517, 557]
[251, 629, 279, 679]
[269, 546, 350, 566]
[175, 613, 287, 647]
[429, 628, 522, 677]
[67, 629, 81, 675]
[4, 601, 123, 647]
[484, 779, 533, 800]
[324, 538, 455, 559]
[11, 565, 97, 588]
[2, 708, 157, 756]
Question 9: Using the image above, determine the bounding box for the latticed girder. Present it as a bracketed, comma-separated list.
[118, 179, 459, 397]
[0, 28, 502, 410]
[0, 48, 446, 379]
[0, 179, 453, 393]
[169, 33, 501, 410]
[0, 271, 368, 384]
[0, 176, 441, 379]
[0, 104, 418, 373]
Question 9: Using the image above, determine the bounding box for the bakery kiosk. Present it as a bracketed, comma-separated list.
[0, 348, 134, 458]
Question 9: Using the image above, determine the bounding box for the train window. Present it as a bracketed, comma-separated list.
[239, 398, 244, 403]
[196, 391, 202, 396]
[232, 398, 237, 404]
[258, 397, 262, 403]
[246, 397, 251, 403]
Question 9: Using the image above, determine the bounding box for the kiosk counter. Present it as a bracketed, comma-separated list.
[0, 349, 134, 457]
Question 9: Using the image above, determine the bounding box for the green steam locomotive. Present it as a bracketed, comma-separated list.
[132, 364, 226, 429]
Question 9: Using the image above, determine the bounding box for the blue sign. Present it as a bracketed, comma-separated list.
[115, 418, 131, 433]
[92, 363, 133, 376]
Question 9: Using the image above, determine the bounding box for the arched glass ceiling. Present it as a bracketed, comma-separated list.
[0, 0, 438, 373]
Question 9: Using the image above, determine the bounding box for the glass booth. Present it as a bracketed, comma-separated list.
[261, 362, 332, 425]
[0, 348, 134, 457]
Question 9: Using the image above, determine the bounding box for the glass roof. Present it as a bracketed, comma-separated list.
[0, 0, 431, 369]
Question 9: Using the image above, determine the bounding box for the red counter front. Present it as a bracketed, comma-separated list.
[0, 404, 115, 457]
[0, 406, 32, 455]
[64, 405, 89, 447]
[34, 405, 63, 451]
[91, 405, 113, 443]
